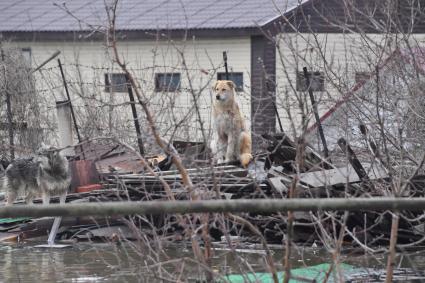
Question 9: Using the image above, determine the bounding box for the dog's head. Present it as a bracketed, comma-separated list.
[213, 80, 235, 103]
[36, 143, 64, 164]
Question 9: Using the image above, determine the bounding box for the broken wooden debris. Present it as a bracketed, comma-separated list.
[337, 138, 369, 181]
[263, 132, 333, 171]
[268, 177, 288, 194]
[296, 163, 387, 188]
[0, 132, 424, 247]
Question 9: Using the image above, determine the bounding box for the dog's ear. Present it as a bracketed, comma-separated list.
[226, 80, 235, 89]
[213, 81, 219, 91]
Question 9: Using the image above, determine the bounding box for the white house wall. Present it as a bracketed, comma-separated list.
[11, 38, 252, 148]
[275, 33, 425, 138]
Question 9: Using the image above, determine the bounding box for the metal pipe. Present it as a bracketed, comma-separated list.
[56, 100, 75, 156]
[0, 198, 424, 218]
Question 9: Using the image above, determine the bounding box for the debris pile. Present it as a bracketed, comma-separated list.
[0, 132, 424, 248]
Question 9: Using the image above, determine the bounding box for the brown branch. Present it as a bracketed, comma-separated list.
[385, 212, 399, 283]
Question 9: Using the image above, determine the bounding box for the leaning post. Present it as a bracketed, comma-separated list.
[303, 67, 330, 160]
[125, 74, 145, 155]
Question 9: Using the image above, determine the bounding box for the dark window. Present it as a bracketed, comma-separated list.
[296, 71, 325, 92]
[105, 73, 128, 92]
[21, 48, 31, 65]
[155, 73, 181, 92]
[355, 72, 370, 84]
[217, 72, 243, 91]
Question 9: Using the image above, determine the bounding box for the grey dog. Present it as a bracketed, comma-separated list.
[2, 145, 71, 205]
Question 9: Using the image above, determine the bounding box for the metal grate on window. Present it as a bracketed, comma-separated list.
[21, 48, 31, 66]
[155, 73, 181, 92]
[105, 73, 128, 92]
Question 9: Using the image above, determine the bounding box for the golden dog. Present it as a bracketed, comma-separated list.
[211, 80, 252, 167]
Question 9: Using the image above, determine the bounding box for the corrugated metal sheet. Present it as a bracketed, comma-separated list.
[0, 0, 305, 32]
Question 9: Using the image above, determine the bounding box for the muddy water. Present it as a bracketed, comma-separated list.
[0, 242, 424, 282]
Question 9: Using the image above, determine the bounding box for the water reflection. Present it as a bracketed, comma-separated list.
[0, 243, 116, 282]
[0, 242, 423, 282]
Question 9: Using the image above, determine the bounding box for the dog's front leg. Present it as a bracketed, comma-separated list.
[211, 134, 227, 163]
[6, 191, 17, 206]
[25, 187, 36, 205]
[42, 192, 50, 205]
[216, 138, 228, 163]
[59, 192, 67, 204]
[41, 185, 50, 205]
[225, 135, 237, 162]
[210, 136, 218, 160]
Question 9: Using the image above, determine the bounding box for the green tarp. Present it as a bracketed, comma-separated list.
[225, 263, 355, 283]
[0, 217, 31, 224]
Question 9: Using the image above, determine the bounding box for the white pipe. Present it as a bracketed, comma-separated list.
[56, 100, 75, 156]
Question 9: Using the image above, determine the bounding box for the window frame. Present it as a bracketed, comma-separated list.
[104, 73, 128, 93]
[21, 48, 31, 66]
[355, 71, 370, 84]
[155, 72, 181, 92]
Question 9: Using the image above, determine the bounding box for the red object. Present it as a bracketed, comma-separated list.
[77, 184, 103, 193]
[70, 160, 100, 193]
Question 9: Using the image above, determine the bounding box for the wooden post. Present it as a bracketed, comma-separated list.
[359, 124, 379, 158]
[303, 67, 329, 159]
[125, 74, 145, 155]
[223, 51, 229, 80]
[57, 59, 85, 159]
[31, 50, 60, 73]
[57, 59, 82, 144]
[337, 137, 369, 181]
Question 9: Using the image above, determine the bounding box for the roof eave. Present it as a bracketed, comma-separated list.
[0, 26, 270, 41]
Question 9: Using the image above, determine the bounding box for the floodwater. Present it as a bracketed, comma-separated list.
[0, 241, 424, 282]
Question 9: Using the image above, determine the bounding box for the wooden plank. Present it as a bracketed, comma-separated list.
[0, 232, 20, 242]
[151, 165, 240, 176]
[297, 163, 387, 188]
[115, 172, 247, 180]
[268, 177, 289, 193]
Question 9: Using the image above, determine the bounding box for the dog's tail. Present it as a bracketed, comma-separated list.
[239, 131, 252, 168]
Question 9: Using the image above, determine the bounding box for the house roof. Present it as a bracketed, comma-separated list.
[0, 0, 306, 33]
